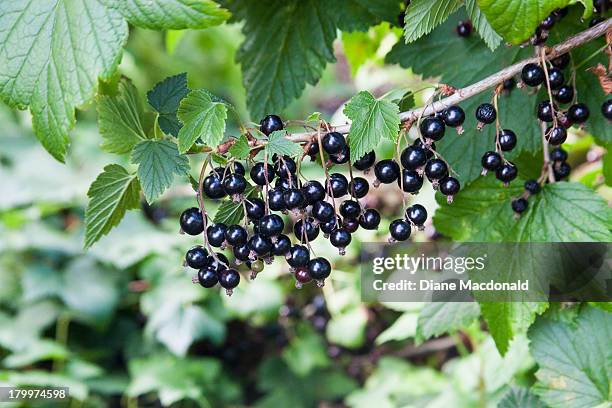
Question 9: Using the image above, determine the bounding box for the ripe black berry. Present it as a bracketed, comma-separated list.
[233, 243, 251, 262]
[274, 156, 297, 178]
[320, 217, 339, 235]
[503, 78, 516, 92]
[498, 129, 517, 151]
[524, 180, 541, 195]
[206, 253, 229, 272]
[554, 162, 571, 180]
[475, 103, 496, 129]
[339, 200, 361, 219]
[589, 16, 605, 27]
[248, 234, 272, 256]
[424, 159, 448, 180]
[537, 101, 556, 122]
[180, 207, 204, 235]
[554, 85, 574, 104]
[268, 188, 286, 211]
[401, 145, 427, 170]
[330, 145, 350, 164]
[259, 214, 284, 237]
[414, 139, 435, 159]
[521, 63, 545, 87]
[223, 173, 247, 196]
[406, 204, 427, 227]
[186, 245, 208, 269]
[198, 267, 218, 288]
[481, 151, 502, 172]
[546, 126, 567, 145]
[374, 159, 400, 184]
[496, 162, 518, 184]
[295, 269, 312, 287]
[547, 67, 564, 89]
[272, 234, 292, 256]
[287, 245, 310, 267]
[207, 223, 227, 247]
[399, 169, 424, 193]
[283, 188, 306, 210]
[419, 117, 446, 141]
[456, 20, 472, 37]
[219, 269, 240, 292]
[511, 198, 528, 214]
[260, 114, 283, 135]
[349, 177, 369, 198]
[312, 200, 335, 222]
[389, 219, 411, 242]
[550, 147, 568, 162]
[302, 180, 326, 204]
[567, 103, 589, 123]
[353, 151, 376, 171]
[439, 177, 460, 201]
[308, 257, 332, 281]
[294, 217, 320, 242]
[359, 209, 380, 230]
[343, 218, 359, 233]
[540, 15, 555, 30]
[326, 173, 349, 197]
[225, 224, 248, 246]
[203, 174, 226, 199]
[550, 53, 570, 69]
[442, 106, 465, 133]
[245, 198, 266, 220]
[322, 132, 346, 155]
[250, 162, 275, 186]
[602, 100, 612, 120]
[330, 228, 351, 254]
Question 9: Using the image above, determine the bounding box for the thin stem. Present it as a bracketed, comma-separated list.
[540, 121, 555, 183]
[197, 155, 226, 267]
[540, 48, 558, 128]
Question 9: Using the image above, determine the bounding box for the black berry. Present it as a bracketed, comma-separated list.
[283, 188, 306, 210]
[225, 225, 248, 246]
[401, 145, 427, 170]
[322, 132, 346, 155]
[203, 174, 226, 199]
[219, 269, 240, 291]
[547, 67, 564, 89]
[260, 115, 283, 135]
[339, 200, 361, 219]
[545, 126, 567, 145]
[524, 180, 541, 195]
[475, 103, 496, 128]
[272, 234, 292, 256]
[550, 53, 570, 69]
[223, 173, 247, 196]
[424, 159, 448, 180]
[554, 162, 571, 180]
[198, 267, 218, 288]
[503, 78, 516, 92]
[248, 234, 272, 256]
[274, 156, 297, 178]
[180, 207, 204, 235]
[259, 214, 284, 237]
[554, 85, 574, 104]
[312, 200, 335, 222]
[330, 145, 350, 164]
[496, 162, 518, 184]
[521, 63, 545, 87]
[207, 223, 227, 247]
[287, 245, 310, 267]
[245, 198, 266, 220]
[302, 180, 326, 204]
[498, 129, 517, 151]
[349, 177, 369, 198]
[389, 219, 411, 241]
[537, 101, 555, 122]
[456, 20, 472, 37]
[343, 218, 359, 233]
[406, 204, 427, 226]
[567, 103, 589, 123]
[374, 159, 400, 184]
[294, 217, 320, 242]
[268, 188, 286, 211]
[353, 151, 376, 171]
[330, 228, 351, 252]
[308, 257, 332, 281]
[398, 169, 424, 193]
[540, 15, 555, 30]
[233, 243, 251, 262]
[186, 245, 208, 269]
[359, 208, 380, 230]
[439, 177, 461, 200]
[250, 162, 275, 186]
[550, 147, 568, 162]
[442, 105, 465, 131]
[326, 173, 349, 197]
[602, 100, 612, 120]
[419, 117, 446, 141]
[481, 151, 502, 172]
[511, 198, 528, 214]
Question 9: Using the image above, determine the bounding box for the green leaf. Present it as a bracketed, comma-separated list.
[376, 312, 419, 345]
[97, 78, 149, 154]
[465, 0, 503, 50]
[1, 371, 88, 401]
[131, 140, 190, 203]
[403, 0, 463, 43]
[0, 0, 128, 161]
[477, 0, 571, 45]
[84, 164, 141, 248]
[147, 73, 190, 137]
[326, 306, 368, 349]
[283, 325, 329, 377]
[416, 302, 481, 342]
[498, 387, 547, 408]
[433, 177, 612, 242]
[344, 91, 400, 162]
[177, 89, 227, 153]
[228, 135, 251, 160]
[220, 0, 337, 120]
[214, 185, 259, 225]
[103, 0, 230, 29]
[529, 306, 612, 408]
[265, 131, 303, 161]
[329, 0, 401, 32]
[2, 340, 68, 369]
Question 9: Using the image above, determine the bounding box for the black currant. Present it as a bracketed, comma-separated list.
[498, 129, 517, 151]
[589, 16, 605, 27]
[330, 145, 350, 164]
[401, 145, 427, 170]
[475, 103, 496, 129]
[198, 267, 218, 288]
[219, 269, 240, 292]
[545, 126, 567, 145]
[320, 217, 339, 235]
[245, 198, 266, 220]
[283, 188, 306, 210]
[496, 162, 518, 184]
[233, 243, 251, 262]
[550, 147, 568, 162]
[389, 219, 411, 242]
[312, 200, 335, 222]
[353, 151, 376, 171]
[554, 162, 571, 180]
[406, 204, 427, 227]
[602, 100, 612, 120]
[537, 101, 556, 122]
[339, 200, 361, 219]
[540, 15, 555, 30]
[302, 180, 326, 204]
[374, 159, 400, 184]
[524, 180, 541, 195]
[481, 151, 502, 172]
[424, 159, 448, 180]
[547, 67, 565, 89]
[521, 63, 545, 87]
[531, 27, 548, 45]
[414, 139, 435, 159]
[273, 156, 297, 178]
[260, 114, 283, 136]
[268, 188, 286, 211]
[502, 78, 516, 93]
[550, 53, 570, 69]
[272, 234, 292, 256]
[203, 174, 226, 199]
[248, 234, 272, 256]
[398, 169, 423, 193]
[343, 218, 359, 233]
[330, 228, 351, 254]
[359, 208, 380, 230]
[326, 173, 349, 197]
[295, 268, 312, 287]
[259, 214, 284, 237]
[554, 85, 574, 104]
[287, 245, 310, 267]
[206, 253, 229, 272]
[419, 117, 446, 141]
[456, 20, 472, 37]
[186, 245, 209, 269]
[307, 140, 319, 158]
[225, 224, 248, 246]
[180, 207, 204, 235]
[294, 217, 320, 242]
[439, 177, 460, 201]
[207, 223, 227, 247]
[511, 198, 528, 214]
[275, 175, 298, 191]
[322, 132, 347, 155]
[442, 105, 465, 133]
[223, 173, 247, 196]
[567, 103, 589, 123]
[250, 162, 275, 186]
[307, 257, 332, 281]
[349, 177, 369, 198]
